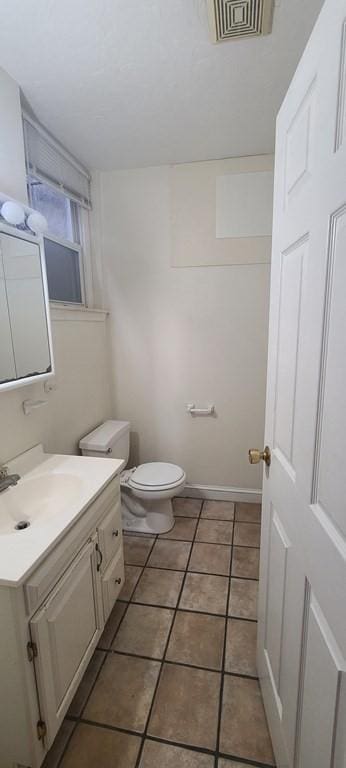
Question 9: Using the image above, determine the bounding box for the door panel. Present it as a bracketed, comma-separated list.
[30, 537, 103, 746]
[274, 237, 306, 472]
[285, 80, 316, 207]
[314, 204, 346, 536]
[296, 590, 345, 768]
[257, 2, 346, 766]
[264, 507, 290, 695]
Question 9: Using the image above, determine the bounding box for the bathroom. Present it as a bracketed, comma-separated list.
[0, 1, 345, 767]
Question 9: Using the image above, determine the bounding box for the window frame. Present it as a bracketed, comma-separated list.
[27, 179, 93, 308]
[43, 231, 86, 307]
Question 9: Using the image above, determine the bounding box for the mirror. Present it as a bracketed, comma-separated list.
[0, 226, 54, 390]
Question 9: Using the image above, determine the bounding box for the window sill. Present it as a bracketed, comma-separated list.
[49, 303, 109, 322]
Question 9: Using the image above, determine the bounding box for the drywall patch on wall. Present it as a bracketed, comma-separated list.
[216, 170, 273, 238]
[170, 154, 274, 267]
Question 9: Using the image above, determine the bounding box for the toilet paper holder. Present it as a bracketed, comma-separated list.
[186, 403, 215, 416]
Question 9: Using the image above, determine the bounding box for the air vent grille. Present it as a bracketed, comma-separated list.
[208, 0, 274, 41]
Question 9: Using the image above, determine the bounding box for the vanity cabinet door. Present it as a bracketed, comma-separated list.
[29, 536, 103, 748]
[102, 547, 125, 622]
[97, 498, 122, 570]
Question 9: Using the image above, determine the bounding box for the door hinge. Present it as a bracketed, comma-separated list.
[37, 719, 47, 741]
[27, 640, 38, 662]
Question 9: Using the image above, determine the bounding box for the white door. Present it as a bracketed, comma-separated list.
[256, 1, 346, 766]
[30, 536, 103, 748]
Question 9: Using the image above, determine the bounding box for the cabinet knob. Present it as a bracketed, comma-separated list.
[112, 529, 119, 537]
[115, 577, 122, 585]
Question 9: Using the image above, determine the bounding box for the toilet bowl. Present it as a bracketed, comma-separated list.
[79, 420, 185, 534]
[120, 462, 186, 534]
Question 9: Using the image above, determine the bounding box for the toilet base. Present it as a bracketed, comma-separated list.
[121, 497, 175, 535]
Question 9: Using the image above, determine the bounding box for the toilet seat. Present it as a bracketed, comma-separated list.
[128, 462, 185, 493]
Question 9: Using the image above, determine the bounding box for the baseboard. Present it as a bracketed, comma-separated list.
[178, 483, 262, 504]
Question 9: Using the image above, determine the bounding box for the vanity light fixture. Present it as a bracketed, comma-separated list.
[1, 200, 25, 226]
[27, 211, 48, 234]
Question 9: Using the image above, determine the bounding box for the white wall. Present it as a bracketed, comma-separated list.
[97, 164, 270, 490]
[0, 66, 112, 463]
[0, 67, 27, 203]
[0, 310, 112, 463]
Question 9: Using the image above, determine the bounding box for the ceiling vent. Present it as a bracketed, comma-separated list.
[207, 0, 274, 42]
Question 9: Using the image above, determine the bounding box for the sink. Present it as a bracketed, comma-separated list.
[0, 444, 124, 585]
[0, 473, 82, 535]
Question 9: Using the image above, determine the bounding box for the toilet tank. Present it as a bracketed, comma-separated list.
[79, 420, 130, 464]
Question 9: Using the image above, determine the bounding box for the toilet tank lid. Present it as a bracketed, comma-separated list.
[79, 420, 130, 453]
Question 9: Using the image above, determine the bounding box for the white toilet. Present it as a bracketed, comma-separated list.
[80, 420, 186, 534]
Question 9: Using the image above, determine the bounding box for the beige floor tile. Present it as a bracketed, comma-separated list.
[173, 497, 202, 517]
[98, 601, 127, 648]
[140, 739, 214, 768]
[201, 500, 234, 521]
[68, 650, 105, 717]
[120, 565, 143, 601]
[148, 663, 220, 750]
[112, 604, 174, 658]
[148, 539, 191, 570]
[189, 542, 231, 575]
[160, 517, 198, 541]
[195, 519, 233, 545]
[235, 502, 261, 523]
[123, 535, 155, 565]
[180, 572, 228, 615]
[232, 546, 260, 580]
[84, 653, 160, 732]
[225, 618, 257, 676]
[220, 676, 275, 764]
[233, 522, 261, 548]
[166, 611, 225, 669]
[60, 723, 141, 768]
[133, 567, 184, 607]
[229, 578, 258, 620]
[42, 720, 75, 768]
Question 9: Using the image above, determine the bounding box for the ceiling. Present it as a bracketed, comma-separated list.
[0, 0, 324, 171]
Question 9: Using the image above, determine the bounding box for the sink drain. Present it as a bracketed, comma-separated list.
[15, 520, 30, 530]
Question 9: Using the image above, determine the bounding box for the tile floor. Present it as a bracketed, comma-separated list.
[44, 498, 275, 768]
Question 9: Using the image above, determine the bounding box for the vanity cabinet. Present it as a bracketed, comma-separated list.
[0, 472, 124, 768]
[29, 536, 102, 747]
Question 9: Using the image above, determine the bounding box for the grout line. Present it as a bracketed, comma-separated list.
[155, 537, 259, 549]
[94, 646, 260, 680]
[116, 597, 258, 622]
[218, 752, 275, 768]
[124, 561, 259, 581]
[213, 500, 236, 768]
[133, 498, 206, 768]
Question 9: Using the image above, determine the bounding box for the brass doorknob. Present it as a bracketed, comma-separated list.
[248, 446, 271, 467]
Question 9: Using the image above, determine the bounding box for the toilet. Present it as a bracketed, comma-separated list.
[79, 420, 186, 534]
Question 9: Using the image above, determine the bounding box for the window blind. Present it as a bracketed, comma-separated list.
[23, 114, 92, 209]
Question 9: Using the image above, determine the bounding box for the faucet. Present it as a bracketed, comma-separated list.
[0, 466, 21, 493]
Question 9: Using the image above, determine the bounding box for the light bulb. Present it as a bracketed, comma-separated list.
[27, 212, 48, 234]
[1, 201, 25, 225]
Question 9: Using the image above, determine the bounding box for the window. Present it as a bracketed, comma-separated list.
[23, 115, 92, 306]
[28, 176, 84, 303]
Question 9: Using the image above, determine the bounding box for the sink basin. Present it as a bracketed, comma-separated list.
[0, 444, 124, 585]
[0, 473, 82, 535]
